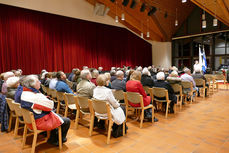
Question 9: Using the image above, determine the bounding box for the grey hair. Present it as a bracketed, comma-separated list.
[23, 75, 38, 88]
[80, 69, 91, 79]
[142, 67, 150, 76]
[184, 68, 191, 73]
[156, 72, 165, 80]
[116, 70, 124, 77]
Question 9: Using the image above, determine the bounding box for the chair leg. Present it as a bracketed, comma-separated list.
[174, 104, 176, 114]
[22, 125, 28, 149]
[75, 110, 80, 129]
[180, 96, 182, 110]
[57, 101, 60, 114]
[64, 106, 68, 117]
[122, 121, 126, 136]
[58, 127, 62, 150]
[8, 112, 13, 132]
[140, 109, 144, 128]
[14, 117, 19, 138]
[107, 120, 113, 144]
[31, 132, 38, 153]
[151, 107, 154, 124]
[89, 115, 94, 136]
[165, 103, 169, 119]
[125, 106, 128, 122]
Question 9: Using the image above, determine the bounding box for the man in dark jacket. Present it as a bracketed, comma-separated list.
[111, 71, 126, 91]
[154, 72, 177, 113]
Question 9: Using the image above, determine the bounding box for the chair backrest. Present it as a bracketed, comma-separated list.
[76, 96, 89, 109]
[143, 86, 150, 95]
[12, 102, 23, 117]
[6, 98, 15, 111]
[112, 90, 124, 101]
[21, 108, 37, 130]
[56, 91, 65, 101]
[194, 78, 205, 87]
[214, 74, 225, 81]
[152, 87, 167, 98]
[66, 80, 73, 89]
[50, 89, 57, 99]
[41, 84, 47, 94]
[46, 87, 51, 96]
[64, 93, 75, 106]
[171, 84, 182, 94]
[125, 92, 142, 104]
[181, 81, 192, 89]
[91, 99, 108, 114]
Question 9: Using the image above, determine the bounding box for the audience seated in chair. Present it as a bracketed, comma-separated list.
[111, 70, 126, 91]
[93, 74, 126, 136]
[72, 68, 82, 84]
[40, 72, 52, 87]
[126, 71, 152, 119]
[91, 69, 99, 86]
[154, 72, 177, 113]
[192, 67, 208, 96]
[6, 76, 20, 100]
[104, 72, 112, 89]
[141, 67, 154, 88]
[55, 71, 73, 94]
[49, 72, 58, 90]
[1, 72, 15, 95]
[14, 75, 70, 146]
[77, 69, 96, 98]
[167, 71, 181, 85]
[181, 68, 198, 96]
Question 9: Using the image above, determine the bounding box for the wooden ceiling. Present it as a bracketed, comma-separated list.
[86, 0, 195, 41]
[191, 0, 229, 27]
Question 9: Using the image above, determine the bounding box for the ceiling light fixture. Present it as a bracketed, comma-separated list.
[182, 0, 187, 3]
[175, 8, 178, 26]
[115, 1, 118, 23]
[213, 0, 218, 27]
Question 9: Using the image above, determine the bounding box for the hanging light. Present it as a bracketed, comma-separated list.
[175, 20, 178, 26]
[175, 8, 178, 26]
[202, 13, 205, 20]
[141, 32, 144, 38]
[146, 32, 150, 38]
[115, 16, 119, 22]
[213, 0, 218, 27]
[202, 20, 206, 28]
[140, 21, 143, 38]
[121, 13, 125, 21]
[182, 0, 187, 3]
[115, 1, 118, 23]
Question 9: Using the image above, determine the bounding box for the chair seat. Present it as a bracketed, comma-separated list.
[128, 104, 154, 109]
[154, 98, 171, 103]
[68, 104, 76, 110]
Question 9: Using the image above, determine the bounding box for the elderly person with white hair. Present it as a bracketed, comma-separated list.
[110, 69, 117, 82]
[98, 67, 103, 74]
[167, 70, 182, 85]
[154, 72, 177, 113]
[1, 71, 15, 94]
[77, 69, 96, 98]
[111, 70, 126, 91]
[6, 76, 20, 99]
[192, 66, 208, 96]
[14, 75, 70, 145]
[141, 67, 154, 88]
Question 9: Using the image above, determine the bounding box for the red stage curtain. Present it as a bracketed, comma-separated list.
[0, 4, 152, 74]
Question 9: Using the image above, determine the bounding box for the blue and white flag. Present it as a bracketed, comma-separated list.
[202, 46, 207, 73]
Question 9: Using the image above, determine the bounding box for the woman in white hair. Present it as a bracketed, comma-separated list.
[141, 67, 154, 88]
[167, 70, 181, 85]
[6, 77, 20, 99]
[154, 72, 177, 113]
[1, 71, 15, 94]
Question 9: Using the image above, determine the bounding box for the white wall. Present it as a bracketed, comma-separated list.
[0, 0, 124, 28]
[151, 41, 172, 68]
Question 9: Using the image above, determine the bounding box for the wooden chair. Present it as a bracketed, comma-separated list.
[123, 92, 154, 128]
[204, 74, 215, 94]
[112, 90, 125, 104]
[214, 74, 228, 90]
[21, 108, 62, 153]
[66, 79, 74, 89]
[181, 81, 197, 104]
[150, 87, 172, 118]
[11, 101, 24, 138]
[40, 84, 47, 95]
[46, 87, 52, 97]
[194, 78, 207, 98]
[88, 99, 125, 144]
[56, 91, 65, 114]
[63, 93, 76, 117]
[74, 96, 90, 129]
[171, 84, 183, 110]
[6, 98, 16, 132]
[143, 86, 150, 95]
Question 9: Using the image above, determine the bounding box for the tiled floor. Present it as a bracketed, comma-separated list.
[1, 86, 229, 153]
